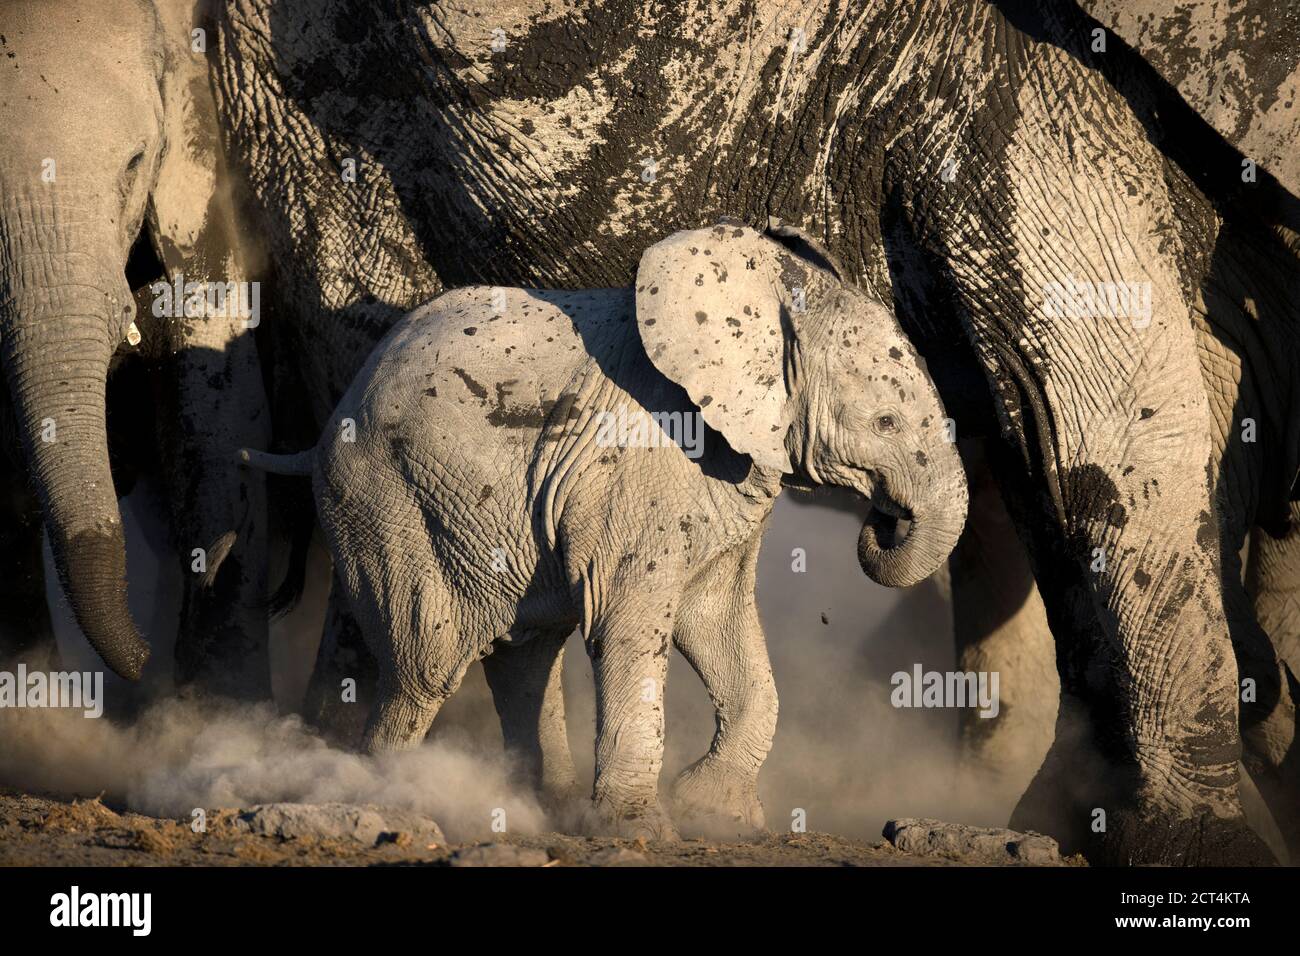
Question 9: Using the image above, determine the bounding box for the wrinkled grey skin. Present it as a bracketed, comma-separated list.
[954, 283, 1300, 861]
[213, 0, 1298, 862]
[1095, 0, 1300, 863]
[951, 0, 1300, 861]
[958, 332, 1300, 860]
[0, 0, 270, 692]
[242, 223, 967, 836]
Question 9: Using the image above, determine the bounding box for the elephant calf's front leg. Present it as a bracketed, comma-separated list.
[670, 542, 776, 837]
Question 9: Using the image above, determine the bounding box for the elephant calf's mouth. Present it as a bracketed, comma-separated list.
[862, 493, 914, 551]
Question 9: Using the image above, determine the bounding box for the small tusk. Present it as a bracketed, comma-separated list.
[126, 322, 142, 346]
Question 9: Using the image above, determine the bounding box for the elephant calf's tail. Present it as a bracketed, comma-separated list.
[237, 447, 315, 477]
[235, 445, 316, 620]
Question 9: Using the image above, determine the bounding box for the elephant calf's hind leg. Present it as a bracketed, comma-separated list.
[329, 528, 475, 754]
[482, 628, 580, 814]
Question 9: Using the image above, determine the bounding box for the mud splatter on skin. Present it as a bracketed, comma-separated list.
[218, 0, 951, 412]
[1062, 463, 1128, 534]
[1196, 510, 1218, 554]
[482, 380, 583, 430]
[487, 400, 554, 429]
[451, 367, 488, 399]
[1083, 0, 1300, 199]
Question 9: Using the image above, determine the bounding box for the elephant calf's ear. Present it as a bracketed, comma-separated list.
[765, 218, 847, 282]
[634, 224, 793, 473]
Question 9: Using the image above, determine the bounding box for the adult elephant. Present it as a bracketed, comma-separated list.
[1088, 0, 1300, 860]
[951, 259, 1300, 860]
[214, 0, 1298, 862]
[949, 0, 1300, 860]
[0, 0, 271, 694]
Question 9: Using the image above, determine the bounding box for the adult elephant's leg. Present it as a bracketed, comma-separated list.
[0, 448, 58, 668]
[669, 538, 775, 837]
[481, 629, 580, 812]
[1242, 511, 1300, 857]
[994, 415, 1270, 866]
[146, 20, 273, 698]
[950, 439, 1057, 816]
[1248, 506, 1300, 677]
[161, 308, 271, 699]
[936, 54, 1271, 863]
[301, 578, 378, 749]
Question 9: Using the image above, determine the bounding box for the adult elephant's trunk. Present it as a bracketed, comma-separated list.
[857, 469, 968, 589]
[0, 246, 149, 679]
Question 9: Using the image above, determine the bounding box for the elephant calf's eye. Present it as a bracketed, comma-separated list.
[873, 414, 899, 435]
[119, 148, 148, 199]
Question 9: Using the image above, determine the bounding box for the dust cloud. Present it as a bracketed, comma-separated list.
[0, 483, 1036, 841]
[0, 697, 546, 842]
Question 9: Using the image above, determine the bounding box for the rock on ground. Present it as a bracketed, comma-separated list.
[448, 843, 551, 867]
[586, 846, 649, 866]
[883, 818, 1061, 864]
[236, 803, 445, 847]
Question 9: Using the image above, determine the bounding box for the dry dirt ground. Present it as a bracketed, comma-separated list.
[0, 787, 1082, 867]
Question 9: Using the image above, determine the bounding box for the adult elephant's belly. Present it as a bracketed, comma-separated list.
[218, 0, 884, 330]
[406, 1, 862, 290]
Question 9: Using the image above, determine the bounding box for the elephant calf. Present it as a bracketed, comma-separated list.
[240, 221, 967, 837]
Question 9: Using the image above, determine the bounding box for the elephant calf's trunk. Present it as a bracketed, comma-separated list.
[857, 483, 967, 589]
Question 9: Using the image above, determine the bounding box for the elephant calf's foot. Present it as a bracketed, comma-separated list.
[671, 757, 766, 839]
[591, 793, 680, 842]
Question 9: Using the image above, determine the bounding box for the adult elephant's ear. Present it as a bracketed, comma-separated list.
[635, 222, 800, 473]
